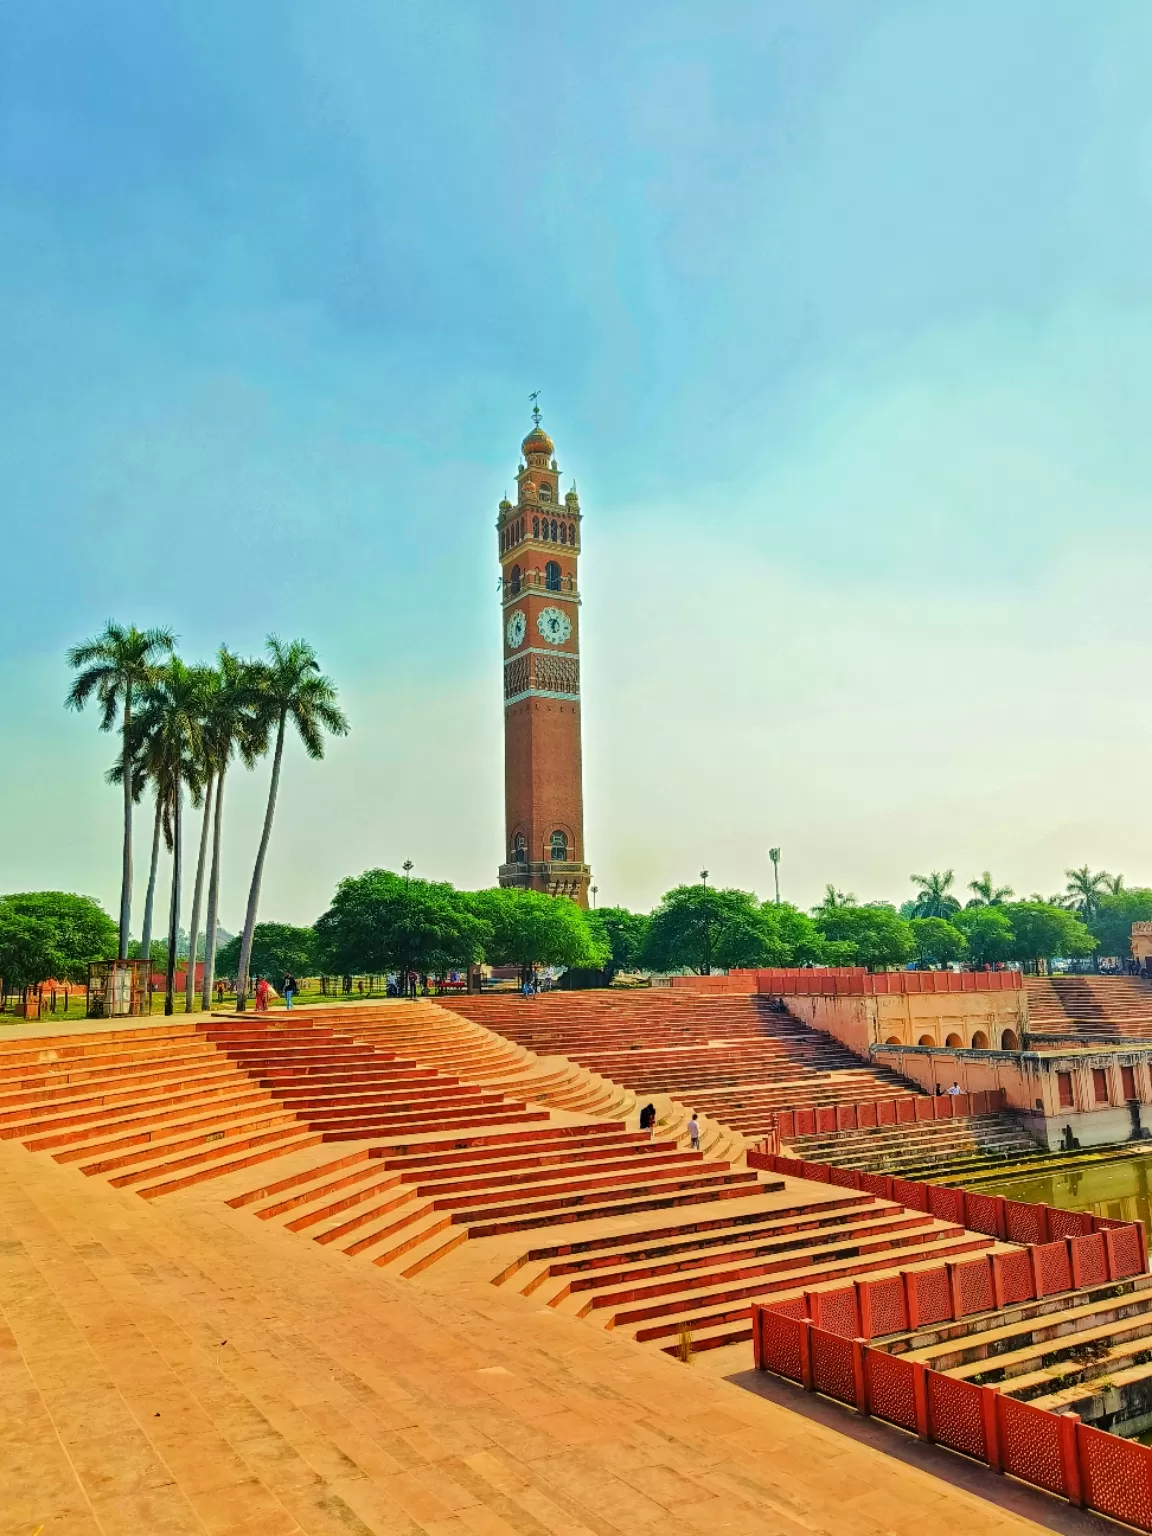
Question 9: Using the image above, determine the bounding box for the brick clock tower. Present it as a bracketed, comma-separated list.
[496, 409, 592, 906]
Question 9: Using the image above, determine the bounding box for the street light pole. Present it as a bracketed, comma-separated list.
[591, 884, 598, 909]
[700, 868, 711, 976]
[769, 848, 781, 905]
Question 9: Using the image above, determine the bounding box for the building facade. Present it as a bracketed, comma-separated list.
[496, 414, 591, 905]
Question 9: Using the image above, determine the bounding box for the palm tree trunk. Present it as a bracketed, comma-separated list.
[235, 714, 286, 1012]
[119, 690, 133, 959]
[184, 774, 214, 1014]
[140, 795, 163, 962]
[164, 771, 182, 1016]
[201, 769, 226, 1010]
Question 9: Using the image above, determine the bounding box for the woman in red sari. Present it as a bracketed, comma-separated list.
[254, 976, 270, 1012]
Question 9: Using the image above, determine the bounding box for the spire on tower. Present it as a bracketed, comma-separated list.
[528, 390, 542, 429]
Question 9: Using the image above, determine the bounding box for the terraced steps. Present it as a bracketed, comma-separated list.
[1026, 975, 1152, 1041]
[786, 1112, 1044, 1177]
[444, 991, 915, 1140]
[889, 1270, 1152, 1436]
[484, 1181, 1010, 1355]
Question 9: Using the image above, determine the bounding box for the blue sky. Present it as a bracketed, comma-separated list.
[4, 0, 1152, 927]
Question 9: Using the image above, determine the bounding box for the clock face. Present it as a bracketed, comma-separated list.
[537, 606, 572, 646]
[506, 610, 527, 649]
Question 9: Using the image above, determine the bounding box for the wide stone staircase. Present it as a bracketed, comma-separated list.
[1026, 976, 1152, 1042]
[496, 1186, 1012, 1355]
[785, 1113, 1044, 1178]
[445, 991, 914, 1139]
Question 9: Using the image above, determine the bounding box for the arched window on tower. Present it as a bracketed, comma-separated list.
[550, 518, 558, 541]
[539, 483, 552, 501]
[510, 565, 521, 596]
[512, 834, 527, 865]
[545, 561, 561, 592]
[532, 516, 539, 538]
[559, 522, 567, 545]
[569, 523, 576, 545]
[549, 831, 568, 862]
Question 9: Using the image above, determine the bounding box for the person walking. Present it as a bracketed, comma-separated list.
[283, 972, 297, 1010]
[254, 975, 270, 1013]
[688, 1112, 701, 1152]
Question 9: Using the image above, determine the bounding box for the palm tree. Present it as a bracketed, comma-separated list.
[813, 885, 857, 915]
[1064, 866, 1109, 922]
[196, 650, 262, 1011]
[133, 660, 206, 1014]
[107, 715, 177, 967]
[66, 622, 175, 957]
[1103, 873, 1125, 896]
[910, 870, 959, 918]
[234, 638, 348, 1011]
[967, 871, 1014, 907]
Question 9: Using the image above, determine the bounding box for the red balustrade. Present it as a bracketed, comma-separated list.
[751, 1296, 1152, 1530]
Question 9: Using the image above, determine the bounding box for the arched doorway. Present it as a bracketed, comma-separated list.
[971, 1030, 989, 1049]
[884, 1035, 902, 1045]
[918, 1034, 935, 1047]
[945, 1033, 963, 1047]
[1001, 1028, 1020, 1051]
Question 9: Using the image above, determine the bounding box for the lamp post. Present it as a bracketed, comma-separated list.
[591, 884, 598, 909]
[700, 869, 711, 976]
[769, 848, 781, 905]
[401, 860, 414, 996]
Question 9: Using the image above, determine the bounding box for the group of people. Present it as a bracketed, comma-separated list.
[251, 972, 298, 1012]
[640, 1101, 701, 1151]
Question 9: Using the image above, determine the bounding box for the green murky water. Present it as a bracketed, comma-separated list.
[977, 1151, 1152, 1233]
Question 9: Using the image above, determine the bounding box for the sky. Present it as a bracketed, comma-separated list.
[3, 0, 1152, 930]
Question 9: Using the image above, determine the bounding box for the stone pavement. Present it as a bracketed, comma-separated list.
[0, 1140, 1103, 1536]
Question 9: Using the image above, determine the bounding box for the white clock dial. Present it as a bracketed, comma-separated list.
[537, 606, 572, 646]
[506, 610, 527, 649]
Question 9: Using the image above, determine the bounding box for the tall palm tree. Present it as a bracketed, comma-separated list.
[910, 870, 959, 918]
[813, 885, 857, 915]
[65, 622, 175, 957]
[1064, 866, 1108, 922]
[235, 638, 348, 1011]
[194, 650, 262, 1011]
[1103, 873, 1125, 896]
[107, 717, 176, 966]
[133, 660, 206, 1014]
[967, 871, 1014, 907]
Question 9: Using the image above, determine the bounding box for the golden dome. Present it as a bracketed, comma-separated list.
[522, 426, 554, 459]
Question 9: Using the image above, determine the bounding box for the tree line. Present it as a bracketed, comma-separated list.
[5, 862, 1146, 995]
[62, 620, 347, 1013]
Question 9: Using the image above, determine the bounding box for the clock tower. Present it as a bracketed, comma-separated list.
[496, 410, 591, 906]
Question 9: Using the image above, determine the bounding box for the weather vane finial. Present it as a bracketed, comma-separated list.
[528, 390, 542, 428]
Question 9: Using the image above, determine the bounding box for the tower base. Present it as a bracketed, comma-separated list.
[498, 860, 591, 907]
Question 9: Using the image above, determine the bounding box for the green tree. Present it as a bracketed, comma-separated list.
[813, 905, 914, 970]
[954, 906, 1015, 967]
[1004, 901, 1096, 968]
[216, 923, 315, 985]
[132, 660, 207, 1014]
[813, 885, 857, 915]
[642, 884, 760, 974]
[1089, 889, 1152, 961]
[909, 916, 967, 967]
[200, 650, 263, 1010]
[585, 906, 650, 983]
[471, 888, 606, 979]
[966, 871, 1013, 907]
[315, 870, 486, 983]
[65, 622, 175, 958]
[1064, 866, 1109, 922]
[0, 892, 118, 984]
[235, 638, 349, 1011]
[909, 870, 961, 918]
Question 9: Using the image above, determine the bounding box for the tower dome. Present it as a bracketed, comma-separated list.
[521, 425, 554, 459]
